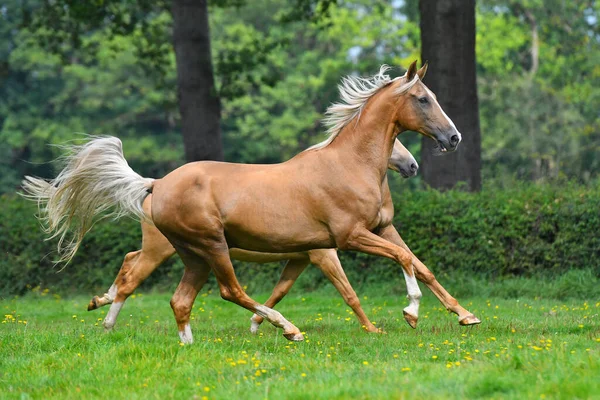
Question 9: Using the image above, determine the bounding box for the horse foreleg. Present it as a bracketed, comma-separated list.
[343, 227, 421, 329]
[250, 257, 310, 333]
[382, 225, 481, 326]
[308, 249, 380, 333]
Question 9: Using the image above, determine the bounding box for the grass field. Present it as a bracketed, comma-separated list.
[1, 288, 598, 399]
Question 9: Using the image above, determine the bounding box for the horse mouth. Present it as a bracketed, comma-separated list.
[400, 169, 412, 178]
[432, 139, 457, 156]
[432, 142, 448, 156]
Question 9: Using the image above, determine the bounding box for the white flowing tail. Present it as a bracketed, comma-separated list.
[21, 136, 154, 264]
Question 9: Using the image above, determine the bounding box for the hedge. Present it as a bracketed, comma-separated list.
[1, 180, 599, 297]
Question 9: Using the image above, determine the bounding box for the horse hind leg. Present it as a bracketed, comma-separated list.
[101, 246, 174, 331]
[88, 251, 141, 311]
[250, 257, 310, 333]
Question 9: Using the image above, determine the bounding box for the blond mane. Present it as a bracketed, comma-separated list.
[308, 65, 419, 151]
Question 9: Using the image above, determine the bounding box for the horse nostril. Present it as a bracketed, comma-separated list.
[410, 163, 418, 172]
[450, 135, 459, 145]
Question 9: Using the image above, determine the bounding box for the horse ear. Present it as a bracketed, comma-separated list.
[417, 61, 428, 80]
[406, 60, 418, 80]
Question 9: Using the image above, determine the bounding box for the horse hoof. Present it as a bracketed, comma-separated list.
[364, 325, 383, 334]
[283, 332, 304, 342]
[403, 310, 418, 329]
[459, 314, 481, 326]
[87, 296, 99, 311]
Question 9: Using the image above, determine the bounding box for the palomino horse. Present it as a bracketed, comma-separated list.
[88, 139, 423, 334]
[24, 61, 475, 343]
[88, 139, 479, 335]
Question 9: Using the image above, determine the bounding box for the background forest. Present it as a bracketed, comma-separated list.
[1, 0, 599, 191]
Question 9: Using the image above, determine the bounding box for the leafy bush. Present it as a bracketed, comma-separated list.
[1, 180, 599, 297]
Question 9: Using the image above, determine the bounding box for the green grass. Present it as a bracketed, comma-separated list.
[1, 288, 598, 399]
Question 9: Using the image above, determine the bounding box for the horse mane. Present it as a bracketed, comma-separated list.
[307, 65, 419, 151]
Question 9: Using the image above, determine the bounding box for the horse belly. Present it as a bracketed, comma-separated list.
[223, 207, 334, 253]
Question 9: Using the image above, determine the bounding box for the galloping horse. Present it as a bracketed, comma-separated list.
[87, 139, 478, 335]
[87, 139, 421, 334]
[24, 62, 476, 343]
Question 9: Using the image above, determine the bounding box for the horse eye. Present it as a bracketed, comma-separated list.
[418, 97, 429, 104]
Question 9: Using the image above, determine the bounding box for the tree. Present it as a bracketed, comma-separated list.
[419, 0, 482, 191]
[172, 0, 223, 162]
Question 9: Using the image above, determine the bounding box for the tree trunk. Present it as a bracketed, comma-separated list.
[419, 0, 481, 191]
[172, 0, 223, 162]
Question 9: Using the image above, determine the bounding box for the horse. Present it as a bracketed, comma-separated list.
[87, 139, 478, 335]
[23, 61, 476, 343]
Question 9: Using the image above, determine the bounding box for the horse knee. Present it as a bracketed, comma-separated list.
[396, 250, 412, 270]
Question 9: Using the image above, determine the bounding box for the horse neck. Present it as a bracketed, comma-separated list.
[325, 89, 400, 179]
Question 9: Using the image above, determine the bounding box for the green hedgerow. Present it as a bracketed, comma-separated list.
[1, 180, 599, 297]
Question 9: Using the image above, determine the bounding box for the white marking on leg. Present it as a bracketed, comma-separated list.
[178, 324, 193, 344]
[98, 284, 118, 305]
[103, 302, 123, 331]
[107, 284, 117, 300]
[255, 305, 294, 331]
[250, 315, 261, 334]
[402, 270, 422, 317]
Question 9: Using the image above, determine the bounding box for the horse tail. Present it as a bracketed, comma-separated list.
[21, 136, 154, 265]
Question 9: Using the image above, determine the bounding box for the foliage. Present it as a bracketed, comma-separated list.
[0, 293, 598, 399]
[1, 0, 598, 192]
[476, 0, 600, 181]
[1, 180, 599, 297]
